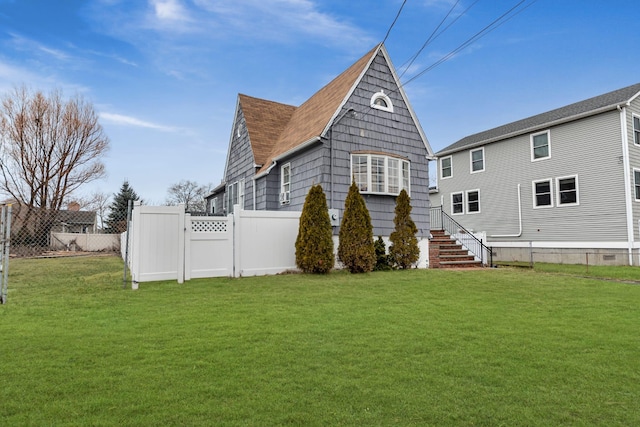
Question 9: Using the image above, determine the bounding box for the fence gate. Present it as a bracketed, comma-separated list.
[0, 204, 12, 304]
[126, 203, 302, 284]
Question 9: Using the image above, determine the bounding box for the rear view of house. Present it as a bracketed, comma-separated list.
[433, 82, 640, 265]
[207, 43, 434, 265]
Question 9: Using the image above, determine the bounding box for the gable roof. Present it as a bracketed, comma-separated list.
[251, 44, 379, 175]
[238, 94, 296, 168]
[437, 82, 640, 156]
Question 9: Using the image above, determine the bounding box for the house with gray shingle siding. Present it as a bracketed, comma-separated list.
[207, 44, 434, 265]
[432, 82, 640, 265]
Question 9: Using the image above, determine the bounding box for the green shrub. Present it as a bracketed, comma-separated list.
[338, 181, 375, 273]
[374, 236, 393, 271]
[295, 184, 334, 274]
[389, 189, 419, 269]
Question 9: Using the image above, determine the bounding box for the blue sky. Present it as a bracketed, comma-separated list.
[1, 0, 638, 203]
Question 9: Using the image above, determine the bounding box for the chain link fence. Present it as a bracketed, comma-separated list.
[6, 202, 129, 258]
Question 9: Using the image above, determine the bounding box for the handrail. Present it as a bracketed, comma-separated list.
[430, 206, 493, 266]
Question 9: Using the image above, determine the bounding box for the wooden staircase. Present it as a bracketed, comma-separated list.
[429, 229, 483, 268]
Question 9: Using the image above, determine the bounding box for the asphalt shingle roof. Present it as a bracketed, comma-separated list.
[239, 45, 380, 175]
[436, 82, 640, 156]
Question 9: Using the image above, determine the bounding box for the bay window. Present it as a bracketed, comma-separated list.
[351, 153, 410, 195]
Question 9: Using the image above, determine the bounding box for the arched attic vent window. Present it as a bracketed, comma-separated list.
[370, 90, 393, 113]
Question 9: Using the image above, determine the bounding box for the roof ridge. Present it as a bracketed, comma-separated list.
[437, 82, 640, 155]
[256, 44, 381, 174]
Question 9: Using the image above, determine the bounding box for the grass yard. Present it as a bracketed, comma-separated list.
[1, 256, 639, 426]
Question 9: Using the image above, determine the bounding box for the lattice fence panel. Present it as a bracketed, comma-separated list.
[191, 220, 227, 233]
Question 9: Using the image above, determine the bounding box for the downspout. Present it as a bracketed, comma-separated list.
[490, 184, 522, 238]
[619, 104, 634, 265]
[328, 108, 355, 209]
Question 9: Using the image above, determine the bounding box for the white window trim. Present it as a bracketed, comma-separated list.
[370, 90, 394, 113]
[634, 168, 640, 201]
[350, 153, 410, 196]
[466, 189, 480, 214]
[556, 175, 579, 207]
[280, 163, 291, 205]
[470, 147, 485, 174]
[633, 114, 640, 146]
[451, 191, 464, 215]
[532, 178, 554, 209]
[227, 181, 238, 213]
[440, 156, 453, 180]
[531, 130, 551, 162]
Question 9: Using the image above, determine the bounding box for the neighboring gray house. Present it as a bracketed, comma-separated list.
[207, 43, 434, 240]
[433, 82, 640, 265]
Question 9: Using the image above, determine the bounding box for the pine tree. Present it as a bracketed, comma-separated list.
[295, 184, 334, 274]
[389, 189, 419, 269]
[104, 181, 140, 234]
[338, 181, 375, 273]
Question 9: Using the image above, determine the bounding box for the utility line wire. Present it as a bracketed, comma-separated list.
[331, 0, 537, 140]
[402, 0, 531, 87]
[382, 0, 408, 45]
[398, 0, 463, 79]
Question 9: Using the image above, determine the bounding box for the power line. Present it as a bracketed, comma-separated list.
[382, 0, 408, 45]
[398, 0, 463, 79]
[331, 0, 538, 140]
[401, 0, 534, 87]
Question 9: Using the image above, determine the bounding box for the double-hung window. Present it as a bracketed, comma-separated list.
[556, 175, 578, 206]
[441, 156, 452, 179]
[451, 192, 464, 214]
[470, 148, 484, 173]
[634, 115, 640, 145]
[280, 163, 291, 205]
[467, 190, 480, 213]
[531, 130, 550, 161]
[350, 153, 410, 195]
[533, 179, 553, 208]
[634, 169, 640, 201]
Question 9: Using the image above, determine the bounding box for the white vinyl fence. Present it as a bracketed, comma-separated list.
[126, 203, 301, 284]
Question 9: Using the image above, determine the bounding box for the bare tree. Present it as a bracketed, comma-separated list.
[166, 180, 211, 212]
[0, 86, 109, 245]
[74, 190, 112, 231]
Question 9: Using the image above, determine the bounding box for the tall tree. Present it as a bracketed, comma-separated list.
[165, 180, 210, 212]
[338, 181, 375, 273]
[104, 181, 140, 234]
[389, 189, 419, 269]
[295, 184, 334, 274]
[0, 86, 109, 244]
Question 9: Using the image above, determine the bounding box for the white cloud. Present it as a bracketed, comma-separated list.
[151, 0, 190, 21]
[99, 112, 180, 132]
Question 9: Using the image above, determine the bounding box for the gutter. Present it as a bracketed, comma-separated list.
[490, 184, 522, 238]
[253, 136, 321, 180]
[437, 103, 624, 157]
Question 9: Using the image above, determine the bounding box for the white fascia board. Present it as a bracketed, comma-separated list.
[380, 44, 435, 158]
[253, 136, 321, 180]
[222, 96, 242, 180]
[320, 44, 381, 138]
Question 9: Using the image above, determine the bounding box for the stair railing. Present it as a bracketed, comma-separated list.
[430, 206, 493, 267]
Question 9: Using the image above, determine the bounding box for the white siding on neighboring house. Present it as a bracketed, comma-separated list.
[437, 110, 627, 243]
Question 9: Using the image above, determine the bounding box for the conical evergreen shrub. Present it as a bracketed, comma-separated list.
[295, 184, 334, 274]
[338, 181, 375, 273]
[374, 236, 392, 271]
[389, 189, 419, 269]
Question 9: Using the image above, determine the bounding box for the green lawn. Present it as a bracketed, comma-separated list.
[1, 256, 639, 426]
